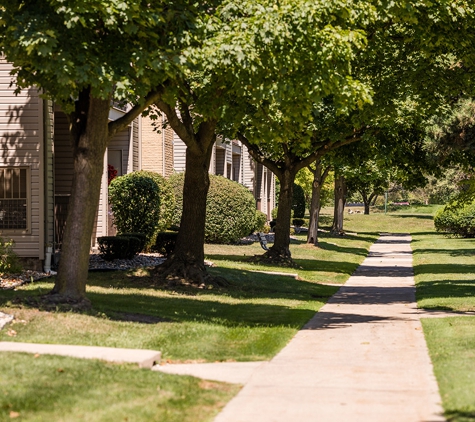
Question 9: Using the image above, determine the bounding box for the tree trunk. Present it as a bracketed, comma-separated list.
[307, 162, 329, 245]
[332, 174, 347, 234]
[153, 129, 222, 286]
[50, 92, 111, 306]
[360, 191, 370, 215]
[258, 169, 296, 265]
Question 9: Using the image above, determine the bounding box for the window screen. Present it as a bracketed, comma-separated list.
[0, 168, 28, 230]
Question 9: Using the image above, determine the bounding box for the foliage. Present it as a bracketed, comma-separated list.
[292, 218, 306, 227]
[97, 236, 142, 261]
[153, 232, 179, 256]
[254, 210, 268, 233]
[117, 232, 147, 253]
[295, 167, 333, 211]
[0, 238, 22, 274]
[109, 171, 175, 246]
[172, 174, 257, 244]
[167, 172, 185, 229]
[434, 200, 475, 238]
[292, 183, 306, 218]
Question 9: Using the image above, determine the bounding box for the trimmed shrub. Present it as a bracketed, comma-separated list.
[168, 172, 185, 229]
[434, 201, 475, 238]
[270, 219, 277, 231]
[97, 236, 142, 261]
[0, 237, 22, 274]
[108, 171, 175, 246]
[292, 183, 306, 218]
[254, 210, 268, 233]
[170, 173, 257, 244]
[153, 231, 179, 256]
[292, 218, 306, 227]
[118, 232, 147, 252]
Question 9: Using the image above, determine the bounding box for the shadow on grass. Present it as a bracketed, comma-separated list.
[0, 268, 340, 328]
[414, 263, 475, 275]
[389, 214, 435, 220]
[413, 248, 475, 257]
[445, 410, 475, 422]
[0, 286, 317, 328]
[205, 255, 363, 278]
[416, 279, 475, 310]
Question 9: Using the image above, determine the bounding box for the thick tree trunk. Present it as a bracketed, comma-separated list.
[153, 128, 223, 286]
[270, 170, 294, 259]
[50, 93, 111, 306]
[307, 162, 329, 245]
[332, 174, 347, 234]
[364, 201, 370, 215]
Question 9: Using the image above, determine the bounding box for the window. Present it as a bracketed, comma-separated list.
[0, 168, 29, 231]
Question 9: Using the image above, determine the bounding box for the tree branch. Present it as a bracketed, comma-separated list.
[237, 132, 283, 179]
[154, 97, 194, 146]
[108, 88, 163, 138]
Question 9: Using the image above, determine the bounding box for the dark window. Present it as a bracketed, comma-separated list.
[0, 168, 28, 230]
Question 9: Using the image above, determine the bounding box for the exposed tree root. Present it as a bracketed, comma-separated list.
[248, 248, 297, 268]
[152, 257, 229, 289]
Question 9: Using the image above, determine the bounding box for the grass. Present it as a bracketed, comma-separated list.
[422, 317, 475, 422]
[1, 204, 473, 421]
[0, 353, 239, 422]
[0, 210, 382, 421]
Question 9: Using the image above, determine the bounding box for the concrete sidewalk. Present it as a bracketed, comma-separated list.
[0, 342, 161, 368]
[214, 234, 445, 422]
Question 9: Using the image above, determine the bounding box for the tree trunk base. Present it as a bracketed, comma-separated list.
[152, 257, 228, 289]
[16, 292, 92, 312]
[330, 229, 346, 236]
[248, 248, 297, 268]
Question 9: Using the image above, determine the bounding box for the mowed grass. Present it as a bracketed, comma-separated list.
[2, 205, 472, 421]
[0, 353, 239, 422]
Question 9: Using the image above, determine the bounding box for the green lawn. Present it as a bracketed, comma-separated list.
[0, 353, 239, 422]
[1, 205, 474, 421]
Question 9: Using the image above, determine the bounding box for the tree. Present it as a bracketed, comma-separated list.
[151, 0, 375, 279]
[0, 1, 193, 305]
[306, 159, 332, 245]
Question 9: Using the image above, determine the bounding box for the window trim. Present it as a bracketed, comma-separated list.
[0, 166, 31, 234]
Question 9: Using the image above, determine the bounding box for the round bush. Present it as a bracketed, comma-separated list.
[170, 173, 257, 244]
[434, 200, 475, 238]
[108, 171, 175, 246]
[254, 210, 268, 232]
[292, 183, 306, 218]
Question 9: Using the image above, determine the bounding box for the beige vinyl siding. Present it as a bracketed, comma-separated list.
[133, 117, 140, 171]
[241, 145, 255, 191]
[0, 60, 43, 258]
[164, 126, 174, 176]
[173, 132, 187, 173]
[44, 100, 55, 247]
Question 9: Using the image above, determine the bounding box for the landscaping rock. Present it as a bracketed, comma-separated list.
[0, 312, 14, 330]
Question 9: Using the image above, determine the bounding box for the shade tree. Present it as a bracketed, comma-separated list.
[0, 0, 198, 305]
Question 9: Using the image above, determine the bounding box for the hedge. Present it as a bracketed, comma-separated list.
[170, 173, 257, 244]
[108, 171, 175, 246]
[434, 200, 475, 238]
[292, 183, 306, 218]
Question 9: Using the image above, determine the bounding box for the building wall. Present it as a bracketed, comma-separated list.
[0, 60, 44, 258]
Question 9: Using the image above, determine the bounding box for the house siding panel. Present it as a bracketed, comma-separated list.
[173, 133, 187, 173]
[0, 60, 42, 258]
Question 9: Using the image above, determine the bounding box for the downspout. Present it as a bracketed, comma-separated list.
[162, 113, 166, 176]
